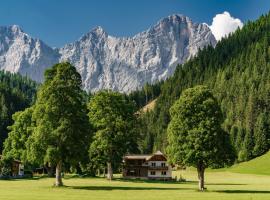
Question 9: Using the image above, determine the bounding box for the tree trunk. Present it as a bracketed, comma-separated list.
[103, 167, 105, 177]
[107, 162, 113, 180]
[55, 161, 63, 186]
[197, 163, 205, 191]
[45, 163, 54, 177]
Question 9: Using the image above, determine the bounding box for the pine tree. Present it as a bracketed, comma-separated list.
[253, 112, 269, 157]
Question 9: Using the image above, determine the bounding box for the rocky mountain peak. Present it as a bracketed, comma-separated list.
[0, 14, 216, 93]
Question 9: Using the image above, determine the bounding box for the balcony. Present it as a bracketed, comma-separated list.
[148, 166, 168, 170]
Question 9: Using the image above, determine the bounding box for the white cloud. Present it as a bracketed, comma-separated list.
[209, 11, 243, 41]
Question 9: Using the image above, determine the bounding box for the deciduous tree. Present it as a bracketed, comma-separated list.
[167, 85, 235, 191]
[27, 62, 90, 186]
[88, 91, 138, 180]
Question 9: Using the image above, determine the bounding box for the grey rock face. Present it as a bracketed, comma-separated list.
[0, 15, 216, 93]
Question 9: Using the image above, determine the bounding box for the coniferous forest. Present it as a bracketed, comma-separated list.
[130, 12, 270, 162]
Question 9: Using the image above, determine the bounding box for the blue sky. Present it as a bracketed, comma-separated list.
[0, 0, 269, 47]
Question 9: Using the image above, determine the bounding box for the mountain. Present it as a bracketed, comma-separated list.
[132, 12, 270, 161]
[0, 14, 216, 93]
[0, 25, 59, 82]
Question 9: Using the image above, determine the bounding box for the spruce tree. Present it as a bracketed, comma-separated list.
[253, 112, 269, 157]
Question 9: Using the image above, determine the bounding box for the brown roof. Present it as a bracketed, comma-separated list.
[124, 154, 151, 160]
[124, 151, 166, 161]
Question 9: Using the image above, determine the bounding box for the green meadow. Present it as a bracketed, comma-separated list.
[1, 153, 270, 200]
[0, 172, 269, 200]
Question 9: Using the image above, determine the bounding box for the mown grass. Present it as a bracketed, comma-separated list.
[0, 152, 270, 200]
[228, 151, 270, 175]
[0, 169, 270, 200]
[208, 151, 270, 176]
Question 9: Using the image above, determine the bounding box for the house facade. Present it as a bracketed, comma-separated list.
[122, 151, 172, 180]
[12, 160, 24, 177]
[0, 155, 24, 177]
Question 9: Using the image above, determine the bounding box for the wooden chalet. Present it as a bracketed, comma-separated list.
[0, 155, 24, 177]
[122, 151, 172, 180]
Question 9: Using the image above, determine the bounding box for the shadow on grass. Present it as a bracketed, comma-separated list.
[216, 190, 270, 194]
[67, 185, 194, 191]
[113, 178, 197, 185]
[207, 183, 247, 186]
[0, 176, 49, 181]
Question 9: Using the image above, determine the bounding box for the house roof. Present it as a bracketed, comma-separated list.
[124, 151, 166, 161]
[124, 154, 151, 160]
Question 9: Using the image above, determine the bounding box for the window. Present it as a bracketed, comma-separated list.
[161, 163, 166, 167]
[151, 162, 156, 167]
[150, 171, 156, 175]
[161, 171, 167, 175]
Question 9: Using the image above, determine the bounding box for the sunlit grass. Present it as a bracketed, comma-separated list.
[0, 168, 270, 200]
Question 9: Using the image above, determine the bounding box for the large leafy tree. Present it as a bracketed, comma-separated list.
[2, 107, 34, 162]
[0, 71, 37, 151]
[27, 62, 90, 186]
[88, 91, 138, 180]
[167, 85, 235, 191]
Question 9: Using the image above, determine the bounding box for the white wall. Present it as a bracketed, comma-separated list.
[147, 161, 172, 178]
[148, 161, 169, 167]
[18, 164, 24, 176]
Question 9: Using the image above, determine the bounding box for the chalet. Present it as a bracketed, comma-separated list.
[122, 151, 172, 180]
[0, 155, 24, 177]
[11, 159, 24, 177]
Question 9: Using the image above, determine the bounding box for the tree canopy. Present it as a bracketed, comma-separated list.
[0, 71, 37, 151]
[167, 85, 235, 191]
[88, 90, 138, 180]
[2, 107, 34, 162]
[27, 62, 90, 186]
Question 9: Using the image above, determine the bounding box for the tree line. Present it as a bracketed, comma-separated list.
[1, 63, 234, 191]
[1, 63, 139, 186]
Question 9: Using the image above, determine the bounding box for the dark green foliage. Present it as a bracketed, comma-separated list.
[167, 85, 235, 167]
[0, 71, 37, 151]
[253, 112, 270, 157]
[0, 156, 13, 176]
[129, 82, 162, 109]
[26, 62, 91, 186]
[131, 12, 270, 161]
[88, 90, 139, 179]
[2, 107, 34, 162]
[167, 86, 235, 190]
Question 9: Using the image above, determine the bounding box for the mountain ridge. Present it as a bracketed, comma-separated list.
[0, 14, 216, 93]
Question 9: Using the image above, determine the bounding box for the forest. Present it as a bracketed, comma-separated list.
[130, 12, 270, 162]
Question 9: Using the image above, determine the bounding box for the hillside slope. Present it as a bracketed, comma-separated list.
[132, 12, 270, 160]
[228, 151, 270, 175]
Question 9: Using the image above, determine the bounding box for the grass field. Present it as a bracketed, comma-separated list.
[227, 151, 270, 175]
[0, 170, 269, 200]
[0, 152, 269, 200]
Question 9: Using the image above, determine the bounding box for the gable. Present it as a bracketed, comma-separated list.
[147, 154, 167, 161]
